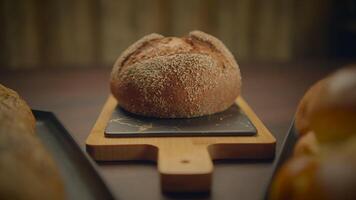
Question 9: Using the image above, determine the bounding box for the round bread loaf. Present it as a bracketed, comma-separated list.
[0, 84, 64, 200]
[110, 30, 241, 118]
[295, 66, 356, 143]
[307, 66, 356, 143]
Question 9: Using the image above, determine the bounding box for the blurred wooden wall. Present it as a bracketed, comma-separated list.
[0, 0, 332, 69]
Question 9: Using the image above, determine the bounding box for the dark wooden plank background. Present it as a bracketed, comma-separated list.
[0, 0, 344, 69]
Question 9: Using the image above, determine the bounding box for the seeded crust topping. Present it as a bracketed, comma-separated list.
[110, 30, 241, 118]
[111, 33, 164, 80]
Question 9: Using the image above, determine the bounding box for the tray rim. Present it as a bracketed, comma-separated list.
[264, 119, 298, 199]
[33, 110, 115, 200]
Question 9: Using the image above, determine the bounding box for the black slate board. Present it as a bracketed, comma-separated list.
[33, 110, 114, 200]
[105, 104, 257, 137]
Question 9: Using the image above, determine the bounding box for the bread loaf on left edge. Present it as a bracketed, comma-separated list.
[0, 84, 65, 200]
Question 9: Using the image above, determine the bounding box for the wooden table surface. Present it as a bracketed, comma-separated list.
[0, 61, 347, 199]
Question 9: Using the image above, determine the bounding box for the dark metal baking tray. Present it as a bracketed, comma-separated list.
[273, 123, 298, 168]
[33, 110, 114, 200]
[105, 104, 257, 137]
[265, 121, 298, 199]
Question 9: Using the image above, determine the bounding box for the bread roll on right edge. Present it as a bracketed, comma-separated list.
[110, 30, 241, 118]
[308, 67, 356, 143]
[295, 66, 356, 143]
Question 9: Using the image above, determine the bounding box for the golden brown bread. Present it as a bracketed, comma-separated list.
[110, 30, 241, 118]
[270, 138, 356, 200]
[0, 84, 36, 135]
[307, 67, 356, 143]
[269, 156, 321, 200]
[0, 84, 65, 200]
[295, 66, 356, 143]
[271, 66, 356, 200]
[294, 79, 326, 136]
[293, 131, 319, 157]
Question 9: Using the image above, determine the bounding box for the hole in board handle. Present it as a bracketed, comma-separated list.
[181, 159, 190, 164]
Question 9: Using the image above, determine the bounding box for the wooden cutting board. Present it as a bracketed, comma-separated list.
[86, 95, 276, 193]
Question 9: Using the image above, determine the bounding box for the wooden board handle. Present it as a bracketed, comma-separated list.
[158, 142, 213, 193]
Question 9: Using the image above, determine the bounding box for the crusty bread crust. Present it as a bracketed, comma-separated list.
[110, 30, 242, 118]
[0, 84, 64, 200]
[0, 84, 36, 134]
